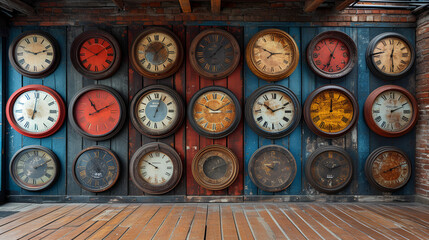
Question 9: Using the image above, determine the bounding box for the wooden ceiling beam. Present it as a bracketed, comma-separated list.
[211, 0, 221, 14]
[0, 0, 35, 15]
[179, 0, 191, 13]
[112, 0, 125, 10]
[336, 0, 357, 11]
[304, 0, 326, 13]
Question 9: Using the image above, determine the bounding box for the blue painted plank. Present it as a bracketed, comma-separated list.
[0, 37, 3, 193]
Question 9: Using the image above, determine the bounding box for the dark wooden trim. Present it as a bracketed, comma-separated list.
[304, 0, 325, 13]
[111, 0, 124, 10]
[211, 0, 221, 14]
[336, 0, 357, 11]
[178, 0, 191, 13]
[0, 0, 35, 15]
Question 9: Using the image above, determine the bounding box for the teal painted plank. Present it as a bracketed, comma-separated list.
[183, 21, 415, 28]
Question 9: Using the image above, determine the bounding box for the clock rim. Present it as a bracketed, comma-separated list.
[244, 85, 302, 139]
[365, 32, 415, 80]
[70, 30, 122, 80]
[68, 84, 126, 141]
[130, 85, 185, 139]
[129, 142, 183, 195]
[248, 144, 297, 192]
[191, 144, 239, 191]
[306, 30, 357, 79]
[303, 85, 359, 138]
[6, 84, 66, 138]
[363, 85, 418, 137]
[245, 28, 300, 82]
[9, 145, 60, 191]
[189, 28, 241, 80]
[305, 146, 353, 194]
[8, 30, 61, 79]
[130, 27, 184, 80]
[72, 146, 120, 193]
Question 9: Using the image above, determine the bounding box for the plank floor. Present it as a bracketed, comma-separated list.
[0, 202, 427, 239]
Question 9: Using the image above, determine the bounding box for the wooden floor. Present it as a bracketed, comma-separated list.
[0, 202, 427, 239]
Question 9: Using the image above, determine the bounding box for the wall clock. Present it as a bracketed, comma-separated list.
[303, 85, 358, 138]
[306, 31, 357, 79]
[188, 86, 241, 139]
[70, 30, 122, 80]
[6, 85, 66, 138]
[72, 146, 120, 193]
[130, 85, 185, 139]
[365, 146, 411, 192]
[305, 146, 353, 193]
[366, 32, 415, 80]
[68, 85, 126, 141]
[10, 145, 59, 191]
[245, 85, 301, 139]
[192, 145, 239, 191]
[130, 27, 183, 79]
[129, 142, 183, 194]
[248, 145, 297, 192]
[189, 28, 240, 80]
[245, 28, 299, 81]
[364, 85, 417, 138]
[9, 31, 60, 78]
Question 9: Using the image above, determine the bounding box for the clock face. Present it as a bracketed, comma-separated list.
[138, 151, 174, 186]
[78, 37, 115, 73]
[10, 146, 59, 191]
[305, 147, 353, 193]
[73, 147, 120, 193]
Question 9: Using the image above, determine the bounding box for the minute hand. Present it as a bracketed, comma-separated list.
[213, 102, 231, 111]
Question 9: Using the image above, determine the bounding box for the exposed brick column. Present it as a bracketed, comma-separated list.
[416, 10, 429, 200]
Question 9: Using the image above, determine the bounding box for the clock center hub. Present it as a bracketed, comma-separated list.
[145, 100, 168, 122]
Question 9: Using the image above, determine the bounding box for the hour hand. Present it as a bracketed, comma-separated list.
[197, 102, 215, 111]
[24, 50, 37, 55]
[88, 97, 97, 111]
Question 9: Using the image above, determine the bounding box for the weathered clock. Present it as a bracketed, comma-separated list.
[246, 28, 299, 81]
[70, 30, 122, 80]
[130, 27, 183, 79]
[189, 28, 240, 80]
[188, 86, 241, 139]
[68, 85, 126, 141]
[305, 146, 353, 193]
[306, 31, 357, 79]
[366, 32, 415, 80]
[10, 145, 59, 191]
[245, 85, 301, 139]
[192, 145, 239, 191]
[303, 85, 359, 138]
[364, 85, 417, 137]
[365, 146, 411, 192]
[248, 145, 297, 192]
[130, 85, 185, 139]
[6, 85, 66, 138]
[130, 142, 183, 194]
[9, 31, 60, 78]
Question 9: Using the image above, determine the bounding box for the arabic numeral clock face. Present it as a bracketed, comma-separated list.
[130, 85, 185, 138]
[304, 85, 359, 138]
[130, 143, 183, 194]
[364, 85, 417, 137]
[9, 31, 60, 78]
[305, 146, 353, 193]
[365, 147, 411, 192]
[245, 85, 301, 139]
[10, 146, 59, 191]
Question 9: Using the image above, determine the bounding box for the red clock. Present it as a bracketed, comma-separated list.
[69, 85, 126, 141]
[70, 30, 121, 80]
[307, 31, 357, 79]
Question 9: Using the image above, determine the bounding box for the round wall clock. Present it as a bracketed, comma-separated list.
[305, 146, 353, 193]
[130, 85, 185, 139]
[70, 30, 122, 80]
[129, 142, 183, 194]
[364, 85, 417, 138]
[366, 32, 415, 80]
[365, 146, 411, 192]
[303, 85, 359, 138]
[188, 86, 241, 139]
[130, 27, 183, 79]
[245, 28, 299, 81]
[68, 85, 126, 141]
[10, 145, 59, 191]
[9, 31, 60, 78]
[6, 85, 66, 138]
[248, 145, 297, 192]
[192, 145, 239, 191]
[72, 146, 120, 193]
[245, 85, 301, 139]
[189, 28, 240, 80]
[306, 31, 357, 79]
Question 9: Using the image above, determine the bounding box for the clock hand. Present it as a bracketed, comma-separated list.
[89, 103, 114, 115]
[34, 159, 52, 169]
[272, 106, 286, 112]
[213, 102, 231, 111]
[267, 52, 283, 59]
[370, 51, 385, 56]
[383, 163, 407, 173]
[324, 42, 339, 70]
[208, 45, 224, 58]
[143, 160, 158, 169]
[31, 92, 39, 120]
[88, 97, 98, 111]
[264, 163, 274, 170]
[390, 106, 404, 113]
[24, 50, 37, 55]
[153, 97, 161, 118]
[330, 164, 342, 170]
[197, 102, 216, 111]
[211, 163, 227, 171]
[323, 40, 333, 53]
[82, 46, 98, 56]
[390, 45, 395, 71]
[330, 98, 333, 113]
[33, 49, 48, 55]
